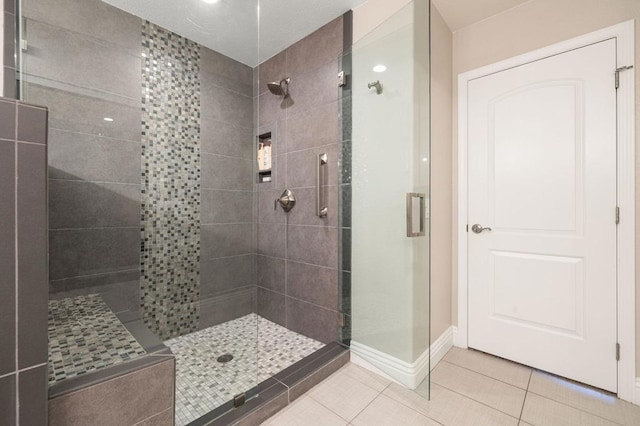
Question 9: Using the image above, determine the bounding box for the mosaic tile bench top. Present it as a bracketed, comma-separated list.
[166, 314, 325, 426]
[48, 294, 147, 386]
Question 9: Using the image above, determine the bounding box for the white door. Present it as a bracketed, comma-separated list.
[467, 39, 618, 392]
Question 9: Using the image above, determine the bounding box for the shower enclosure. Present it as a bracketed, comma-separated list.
[14, 0, 430, 423]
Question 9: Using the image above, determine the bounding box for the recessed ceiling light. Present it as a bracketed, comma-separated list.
[103, 117, 114, 122]
[202, 0, 219, 4]
[373, 64, 387, 73]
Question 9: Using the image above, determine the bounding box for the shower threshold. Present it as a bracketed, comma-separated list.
[164, 313, 325, 426]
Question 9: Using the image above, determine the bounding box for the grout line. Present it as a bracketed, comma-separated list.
[50, 226, 140, 231]
[256, 286, 339, 313]
[430, 378, 522, 421]
[440, 359, 531, 390]
[524, 389, 626, 425]
[48, 178, 140, 186]
[257, 254, 338, 271]
[285, 142, 339, 156]
[49, 268, 140, 283]
[14, 102, 19, 425]
[518, 370, 532, 421]
[48, 127, 141, 144]
[15, 140, 46, 146]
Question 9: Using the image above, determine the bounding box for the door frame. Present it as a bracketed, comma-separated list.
[455, 20, 636, 402]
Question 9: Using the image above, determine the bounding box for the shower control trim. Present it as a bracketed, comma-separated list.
[275, 189, 296, 212]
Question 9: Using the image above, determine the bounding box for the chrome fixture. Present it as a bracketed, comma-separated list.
[406, 193, 426, 237]
[275, 189, 296, 212]
[267, 77, 290, 97]
[316, 153, 328, 217]
[368, 80, 383, 94]
[471, 224, 492, 234]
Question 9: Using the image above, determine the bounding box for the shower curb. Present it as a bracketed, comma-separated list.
[203, 343, 349, 426]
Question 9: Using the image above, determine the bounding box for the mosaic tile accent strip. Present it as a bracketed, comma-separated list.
[141, 21, 202, 340]
[48, 295, 147, 386]
[165, 314, 325, 426]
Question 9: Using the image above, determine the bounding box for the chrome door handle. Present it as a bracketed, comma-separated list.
[316, 153, 328, 217]
[471, 224, 492, 234]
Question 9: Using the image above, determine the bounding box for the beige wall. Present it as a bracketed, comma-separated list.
[430, 5, 453, 343]
[449, 0, 640, 371]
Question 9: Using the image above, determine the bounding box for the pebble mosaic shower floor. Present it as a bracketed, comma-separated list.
[165, 314, 325, 426]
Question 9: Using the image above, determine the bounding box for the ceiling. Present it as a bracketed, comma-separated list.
[103, 0, 366, 67]
[431, 0, 530, 31]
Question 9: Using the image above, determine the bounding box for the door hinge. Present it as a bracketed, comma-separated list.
[233, 393, 246, 408]
[338, 71, 347, 88]
[615, 65, 634, 89]
[338, 312, 346, 327]
[616, 343, 621, 361]
[616, 207, 620, 225]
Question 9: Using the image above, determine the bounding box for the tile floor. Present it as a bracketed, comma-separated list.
[165, 314, 324, 426]
[262, 347, 640, 425]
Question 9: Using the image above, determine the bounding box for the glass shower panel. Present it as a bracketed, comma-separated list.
[350, 0, 430, 397]
[19, 0, 260, 423]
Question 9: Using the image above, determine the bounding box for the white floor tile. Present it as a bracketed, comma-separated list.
[351, 394, 439, 426]
[443, 347, 532, 389]
[521, 392, 619, 426]
[432, 361, 526, 418]
[309, 370, 381, 422]
[262, 396, 348, 426]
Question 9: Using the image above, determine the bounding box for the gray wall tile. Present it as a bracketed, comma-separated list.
[201, 61, 253, 98]
[26, 84, 141, 141]
[0, 374, 16, 426]
[199, 288, 256, 329]
[201, 120, 253, 159]
[257, 287, 285, 327]
[286, 297, 338, 344]
[3, 66, 16, 99]
[285, 101, 339, 153]
[201, 83, 253, 128]
[48, 357, 175, 426]
[287, 186, 338, 227]
[258, 189, 286, 224]
[257, 255, 285, 293]
[49, 228, 140, 280]
[48, 129, 141, 184]
[286, 17, 343, 76]
[0, 140, 15, 376]
[287, 225, 338, 268]
[24, 20, 141, 99]
[22, 0, 142, 51]
[201, 47, 253, 96]
[234, 391, 288, 426]
[201, 223, 256, 259]
[18, 365, 48, 425]
[201, 255, 256, 297]
[258, 90, 287, 128]
[202, 153, 253, 191]
[0, 100, 15, 139]
[3, 12, 15, 70]
[17, 143, 48, 368]
[17, 104, 48, 144]
[49, 180, 141, 229]
[287, 261, 338, 310]
[286, 144, 338, 188]
[50, 274, 140, 316]
[258, 223, 286, 258]
[133, 407, 173, 426]
[286, 60, 339, 116]
[202, 189, 253, 224]
[4, 0, 14, 14]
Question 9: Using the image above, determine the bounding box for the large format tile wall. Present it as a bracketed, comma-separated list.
[255, 17, 346, 344]
[21, 0, 257, 334]
[0, 97, 49, 425]
[22, 0, 144, 317]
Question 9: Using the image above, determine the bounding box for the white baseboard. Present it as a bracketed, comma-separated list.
[350, 326, 454, 389]
[430, 326, 454, 369]
[633, 378, 640, 405]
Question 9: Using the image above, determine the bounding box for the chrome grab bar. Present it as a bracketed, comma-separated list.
[406, 193, 426, 237]
[317, 153, 328, 217]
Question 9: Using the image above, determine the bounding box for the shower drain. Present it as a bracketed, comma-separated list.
[217, 354, 234, 363]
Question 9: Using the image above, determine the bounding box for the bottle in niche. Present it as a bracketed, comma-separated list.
[263, 144, 271, 170]
[257, 143, 265, 171]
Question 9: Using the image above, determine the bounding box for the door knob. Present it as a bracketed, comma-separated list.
[471, 224, 492, 234]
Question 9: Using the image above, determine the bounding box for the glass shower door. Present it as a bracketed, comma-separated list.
[349, 0, 430, 397]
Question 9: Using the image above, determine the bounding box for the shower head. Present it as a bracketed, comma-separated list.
[267, 77, 290, 97]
